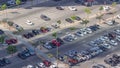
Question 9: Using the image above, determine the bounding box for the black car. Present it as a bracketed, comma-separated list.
[56, 38, 64, 45]
[23, 34, 30, 39]
[65, 18, 74, 23]
[92, 64, 106, 68]
[40, 14, 51, 21]
[56, 6, 64, 10]
[27, 32, 34, 37]
[89, 25, 100, 31]
[0, 29, 4, 35]
[32, 29, 40, 35]
[0, 58, 11, 67]
[74, 16, 81, 21]
[52, 0, 62, 2]
[18, 50, 31, 59]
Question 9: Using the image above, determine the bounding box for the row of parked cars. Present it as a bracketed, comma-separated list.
[43, 24, 100, 50]
[57, 28, 120, 66]
[57, 46, 104, 66]
[63, 24, 100, 42]
[22, 60, 57, 68]
[23, 27, 52, 39]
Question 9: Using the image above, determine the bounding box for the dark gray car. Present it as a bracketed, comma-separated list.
[40, 14, 51, 21]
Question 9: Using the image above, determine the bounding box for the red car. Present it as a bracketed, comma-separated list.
[51, 39, 60, 47]
[40, 27, 48, 33]
[43, 60, 51, 67]
[6, 39, 17, 45]
[68, 58, 78, 64]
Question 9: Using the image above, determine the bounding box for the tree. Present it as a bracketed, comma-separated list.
[96, 14, 103, 24]
[0, 36, 5, 44]
[52, 32, 59, 67]
[1, 4, 7, 18]
[81, 19, 89, 27]
[52, 32, 57, 38]
[57, 20, 61, 24]
[71, 16, 76, 20]
[99, 6, 104, 15]
[16, 0, 21, 8]
[6, 46, 17, 54]
[57, 20, 61, 28]
[7, 21, 14, 30]
[84, 8, 91, 20]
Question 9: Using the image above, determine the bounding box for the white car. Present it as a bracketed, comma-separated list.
[37, 62, 46, 68]
[85, 28, 92, 34]
[103, 6, 111, 11]
[43, 42, 52, 49]
[116, 15, 120, 19]
[50, 64, 57, 68]
[68, 6, 77, 11]
[109, 40, 118, 46]
[26, 65, 34, 68]
[102, 43, 112, 49]
[116, 36, 120, 41]
[25, 20, 34, 25]
[105, 20, 115, 26]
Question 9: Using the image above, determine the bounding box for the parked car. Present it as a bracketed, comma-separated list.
[5, 38, 17, 45]
[103, 6, 111, 11]
[116, 36, 120, 41]
[108, 40, 118, 46]
[56, 37, 64, 45]
[89, 24, 100, 31]
[63, 34, 77, 42]
[25, 20, 34, 25]
[32, 29, 40, 35]
[52, 0, 62, 2]
[0, 58, 11, 67]
[43, 60, 51, 67]
[0, 29, 4, 35]
[92, 64, 106, 68]
[7, 0, 15, 5]
[51, 24, 60, 28]
[104, 54, 120, 66]
[116, 15, 120, 19]
[65, 18, 74, 23]
[37, 62, 46, 68]
[13, 24, 23, 31]
[18, 49, 34, 59]
[40, 27, 48, 33]
[56, 6, 64, 10]
[68, 58, 78, 66]
[104, 20, 116, 26]
[51, 39, 61, 47]
[43, 42, 53, 49]
[74, 16, 81, 21]
[68, 6, 77, 11]
[40, 14, 51, 21]
[74, 31, 84, 37]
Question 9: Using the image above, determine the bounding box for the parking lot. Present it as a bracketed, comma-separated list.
[0, 0, 120, 68]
